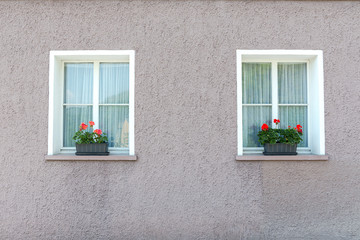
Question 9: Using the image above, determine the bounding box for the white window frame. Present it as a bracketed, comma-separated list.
[237, 50, 325, 156]
[48, 50, 135, 155]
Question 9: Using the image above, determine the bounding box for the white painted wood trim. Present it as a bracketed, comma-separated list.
[48, 50, 136, 156]
[48, 53, 55, 155]
[63, 104, 93, 106]
[237, 50, 325, 156]
[278, 104, 308, 106]
[317, 52, 325, 155]
[239, 49, 323, 58]
[236, 50, 243, 156]
[306, 60, 311, 152]
[98, 104, 130, 106]
[50, 50, 135, 57]
[128, 50, 135, 155]
[93, 61, 100, 129]
[60, 62, 64, 151]
[62, 60, 129, 63]
[243, 59, 309, 63]
[271, 61, 278, 127]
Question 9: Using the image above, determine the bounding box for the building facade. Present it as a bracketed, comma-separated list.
[1, 1, 360, 239]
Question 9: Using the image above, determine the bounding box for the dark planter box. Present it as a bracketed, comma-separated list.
[263, 143, 297, 155]
[75, 143, 109, 156]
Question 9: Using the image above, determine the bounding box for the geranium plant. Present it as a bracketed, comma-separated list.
[257, 119, 303, 145]
[72, 121, 108, 144]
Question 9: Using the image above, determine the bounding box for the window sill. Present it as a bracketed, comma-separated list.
[45, 154, 137, 161]
[236, 154, 328, 161]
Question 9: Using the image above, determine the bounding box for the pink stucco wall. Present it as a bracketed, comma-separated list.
[1, 0, 360, 239]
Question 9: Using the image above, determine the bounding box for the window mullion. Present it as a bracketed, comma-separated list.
[93, 61, 100, 129]
[271, 61, 278, 127]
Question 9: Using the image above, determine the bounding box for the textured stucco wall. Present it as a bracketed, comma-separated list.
[1, 0, 360, 239]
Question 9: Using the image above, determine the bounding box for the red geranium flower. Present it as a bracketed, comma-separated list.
[80, 122, 88, 130]
[94, 129, 102, 135]
[273, 119, 280, 125]
[295, 124, 303, 134]
[261, 123, 269, 131]
[89, 121, 95, 127]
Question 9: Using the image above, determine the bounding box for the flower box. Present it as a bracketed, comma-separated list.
[73, 121, 109, 156]
[263, 143, 297, 155]
[75, 143, 109, 156]
[257, 119, 303, 156]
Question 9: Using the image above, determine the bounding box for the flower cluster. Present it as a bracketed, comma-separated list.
[80, 122, 88, 130]
[294, 124, 303, 134]
[73, 121, 108, 144]
[94, 129, 102, 135]
[257, 119, 303, 145]
[261, 123, 269, 131]
[262, 119, 281, 131]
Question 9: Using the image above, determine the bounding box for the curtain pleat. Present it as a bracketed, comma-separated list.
[63, 106, 92, 147]
[278, 63, 308, 147]
[242, 63, 272, 104]
[100, 63, 129, 104]
[99, 106, 129, 148]
[64, 63, 93, 104]
[242, 62, 308, 148]
[99, 63, 130, 150]
[278, 63, 307, 104]
[242, 63, 272, 147]
[62, 62, 130, 149]
[279, 106, 308, 147]
[243, 106, 272, 147]
[63, 63, 93, 147]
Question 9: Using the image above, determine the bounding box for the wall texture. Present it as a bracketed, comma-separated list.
[1, 0, 360, 239]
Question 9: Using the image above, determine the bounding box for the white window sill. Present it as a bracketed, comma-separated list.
[45, 154, 137, 161]
[236, 154, 328, 161]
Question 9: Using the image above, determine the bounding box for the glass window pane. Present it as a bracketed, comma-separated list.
[279, 106, 308, 147]
[63, 106, 92, 147]
[64, 63, 93, 104]
[99, 106, 129, 148]
[99, 63, 129, 104]
[243, 106, 272, 147]
[278, 63, 307, 104]
[242, 63, 272, 104]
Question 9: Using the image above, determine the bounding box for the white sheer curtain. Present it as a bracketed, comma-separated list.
[63, 62, 130, 149]
[278, 63, 307, 104]
[63, 63, 93, 147]
[278, 63, 308, 147]
[99, 63, 129, 148]
[242, 62, 308, 148]
[279, 106, 308, 147]
[99, 63, 129, 104]
[99, 106, 129, 148]
[243, 106, 272, 147]
[242, 63, 272, 147]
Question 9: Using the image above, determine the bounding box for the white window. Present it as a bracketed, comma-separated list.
[237, 50, 325, 155]
[48, 50, 135, 155]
